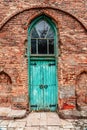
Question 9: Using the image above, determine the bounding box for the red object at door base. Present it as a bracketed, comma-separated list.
[63, 103, 75, 110]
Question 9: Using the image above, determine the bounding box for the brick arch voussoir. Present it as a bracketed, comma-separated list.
[76, 69, 87, 84]
[0, 71, 12, 84]
[0, 6, 87, 31]
[27, 9, 58, 27]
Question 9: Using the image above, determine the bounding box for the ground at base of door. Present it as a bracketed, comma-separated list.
[58, 107, 87, 119]
[0, 111, 87, 130]
[0, 107, 27, 119]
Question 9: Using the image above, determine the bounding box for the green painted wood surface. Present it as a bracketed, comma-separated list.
[28, 15, 58, 111]
[30, 60, 57, 111]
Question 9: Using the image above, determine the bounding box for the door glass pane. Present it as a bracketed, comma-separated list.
[38, 39, 47, 54]
[49, 39, 54, 54]
[31, 39, 36, 54]
[46, 28, 54, 38]
[30, 20, 55, 55]
[31, 27, 39, 38]
[35, 20, 50, 38]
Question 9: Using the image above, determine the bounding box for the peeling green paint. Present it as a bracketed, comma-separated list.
[28, 15, 58, 111]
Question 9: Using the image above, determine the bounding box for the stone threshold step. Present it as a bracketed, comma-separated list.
[0, 107, 27, 120]
[58, 109, 87, 119]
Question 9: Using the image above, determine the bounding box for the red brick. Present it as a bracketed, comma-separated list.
[0, 1, 87, 117]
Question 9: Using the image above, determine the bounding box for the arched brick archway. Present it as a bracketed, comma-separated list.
[76, 71, 87, 110]
[0, 71, 12, 106]
[0, 6, 86, 31]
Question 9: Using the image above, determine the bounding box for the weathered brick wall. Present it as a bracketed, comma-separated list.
[0, 0, 87, 29]
[0, 1, 87, 112]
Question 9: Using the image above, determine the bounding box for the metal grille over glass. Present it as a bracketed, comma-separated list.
[30, 20, 55, 55]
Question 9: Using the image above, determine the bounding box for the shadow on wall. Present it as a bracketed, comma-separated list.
[76, 71, 87, 111]
[0, 71, 12, 107]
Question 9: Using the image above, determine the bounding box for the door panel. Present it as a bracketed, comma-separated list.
[30, 61, 44, 110]
[30, 60, 57, 111]
[43, 61, 57, 111]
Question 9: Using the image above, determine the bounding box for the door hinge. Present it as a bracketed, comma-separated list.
[31, 63, 36, 65]
[48, 63, 55, 66]
[49, 104, 57, 107]
[31, 105, 37, 107]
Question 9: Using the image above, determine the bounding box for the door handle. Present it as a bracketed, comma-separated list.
[39, 85, 48, 89]
[44, 85, 48, 89]
[39, 84, 44, 89]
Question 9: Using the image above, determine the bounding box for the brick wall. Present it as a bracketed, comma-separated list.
[0, 1, 87, 113]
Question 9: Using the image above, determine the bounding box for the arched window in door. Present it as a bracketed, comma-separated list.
[29, 16, 56, 55]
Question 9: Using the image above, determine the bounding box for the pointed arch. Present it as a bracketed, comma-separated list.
[0, 6, 86, 31]
[0, 71, 12, 84]
[28, 14, 58, 56]
[75, 71, 87, 110]
[28, 14, 58, 111]
[28, 14, 57, 33]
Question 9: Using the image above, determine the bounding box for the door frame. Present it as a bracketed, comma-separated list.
[27, 15, 58, 111]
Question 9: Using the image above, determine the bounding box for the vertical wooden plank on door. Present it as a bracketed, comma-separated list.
[43, 60, 57, 111]
[30, 61, 43, 111]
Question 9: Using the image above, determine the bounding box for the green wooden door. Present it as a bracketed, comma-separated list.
[30, 60, 57, 111]
[28, 15, 58, 111]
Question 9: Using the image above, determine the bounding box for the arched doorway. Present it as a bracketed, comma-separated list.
[28, 15, 58, 111]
